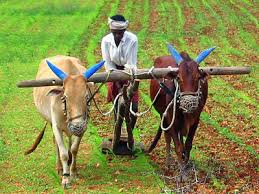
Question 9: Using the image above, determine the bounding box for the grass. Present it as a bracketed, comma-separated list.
[66, 0, 165, 192]
[0, 0, 258, 193]
[137, 0, 258, 191]
[0, 0, 109, 192]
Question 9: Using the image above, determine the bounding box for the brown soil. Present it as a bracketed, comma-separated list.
[83, 0, 258, 193]
[197, 122, 259, 192]
[148, 0, 159, 33]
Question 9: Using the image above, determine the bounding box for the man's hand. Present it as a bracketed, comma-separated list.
[124, 64, 137, 72]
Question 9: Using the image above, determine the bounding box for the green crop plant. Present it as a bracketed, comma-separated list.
[0, 0, 257, 193]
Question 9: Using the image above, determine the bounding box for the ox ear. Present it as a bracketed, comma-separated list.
[47, 89, 63, 96]
[83, 60, 105, 79]
[195, 47, 216, 64]
[46, 60, 68, 80]
[167, 44, 183, 65]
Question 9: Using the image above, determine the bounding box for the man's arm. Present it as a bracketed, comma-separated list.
[125, 40, 138, 70]
[101, 39, 116, 71]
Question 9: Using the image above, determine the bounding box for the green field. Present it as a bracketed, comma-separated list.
[0, 0, 258, 193]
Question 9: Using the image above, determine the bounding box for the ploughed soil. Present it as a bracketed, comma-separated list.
[86, 0, 258, 193]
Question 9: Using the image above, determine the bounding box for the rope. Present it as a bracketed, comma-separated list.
[129, 66, 163, 117]
[88, 70, 122, 116]
[160, 81, 179, 131]
[93, 92, 122, 116]
[87, 70, 112, 104]
[89, 68, 137, 117]
[129, 87, 162, 117]
[90, 66, 174, 118]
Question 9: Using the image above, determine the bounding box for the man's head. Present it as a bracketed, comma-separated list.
[108, 14, 128, 44]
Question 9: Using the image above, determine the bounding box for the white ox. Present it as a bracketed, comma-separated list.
[31, 55, 104, 187]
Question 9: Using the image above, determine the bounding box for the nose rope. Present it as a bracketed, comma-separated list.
[160, 80, 179, 131]
[67, 114, 84, 122]
[61, 97, 87, 122]
[129, 66, 168, 117]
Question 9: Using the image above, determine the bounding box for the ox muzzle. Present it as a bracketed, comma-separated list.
[177, 79, 203, 114]
[67, 120, 87, 137]
[61, 95, 90, 137]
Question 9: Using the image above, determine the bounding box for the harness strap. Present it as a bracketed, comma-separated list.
[87, 70, 112, 104]
[159, 82, 175, 97]
[149, 66, 175, 97]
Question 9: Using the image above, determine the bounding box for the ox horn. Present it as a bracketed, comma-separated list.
[83, 60, 105, 79]
[167, 44, 183, 65]
[46, 60, 68, 80]
[195, 47, 216, 64]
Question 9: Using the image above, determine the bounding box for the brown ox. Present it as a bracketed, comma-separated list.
[148, 45, 215, 169]
[29, 55, 103, 188]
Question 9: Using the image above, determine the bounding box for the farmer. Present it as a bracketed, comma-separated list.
[101, 14, 138, 128]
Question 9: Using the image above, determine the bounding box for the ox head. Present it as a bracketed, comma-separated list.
[46, 60, 104, 136]
[167, 44, 215, 113]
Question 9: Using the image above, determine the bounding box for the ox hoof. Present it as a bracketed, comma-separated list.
[62, 176, 71, 189]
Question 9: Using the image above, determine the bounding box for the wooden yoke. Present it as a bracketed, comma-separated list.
[17, 66, 251, 88]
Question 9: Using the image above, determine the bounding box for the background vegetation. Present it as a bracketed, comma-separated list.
[0, 0, 257, 193]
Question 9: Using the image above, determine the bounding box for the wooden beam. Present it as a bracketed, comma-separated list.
[17, 66, 251, 88]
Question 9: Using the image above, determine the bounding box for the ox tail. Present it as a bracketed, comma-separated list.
[24, 121, 47, 155]
[146, 127, 163, 153]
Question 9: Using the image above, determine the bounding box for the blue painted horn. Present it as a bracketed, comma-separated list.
[167, 44, 183, 65]
[46, 60, 68, 80]
[83, 60, 105, 79]
[195, 47, 216, 64]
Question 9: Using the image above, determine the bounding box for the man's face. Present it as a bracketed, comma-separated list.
[111, 29, 125, 44]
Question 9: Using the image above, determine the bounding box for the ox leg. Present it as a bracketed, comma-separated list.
[171, 129, 184, 167]
[184, 123, 198, 163]
[52, 125, 70, 188]
[54, 136, 63, 175]
[52, 128, 62, 174]
[70, 135, 83, 179]
[164, 131, 172, 170]
[68, 137, 72, 166]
